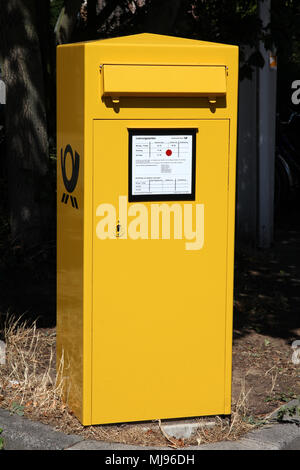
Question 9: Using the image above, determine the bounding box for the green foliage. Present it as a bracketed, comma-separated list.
[10, 402, 25, 417]
[264, 391, 297, 404]
[50, 0, 64, 30]
[243, 415, 268, 426]
[276, 403, 300, 422]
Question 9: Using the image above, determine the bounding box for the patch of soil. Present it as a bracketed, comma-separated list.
[232, 331, 300, 417]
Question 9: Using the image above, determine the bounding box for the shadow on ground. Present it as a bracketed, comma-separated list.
[234, 206, 300, 342]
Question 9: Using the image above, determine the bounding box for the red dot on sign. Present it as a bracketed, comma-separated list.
[166, 149, 172, 156]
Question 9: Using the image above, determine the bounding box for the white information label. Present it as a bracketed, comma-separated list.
[131, 134, 194, 197]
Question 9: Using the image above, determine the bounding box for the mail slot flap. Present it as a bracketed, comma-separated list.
[102, 65, 226, 97]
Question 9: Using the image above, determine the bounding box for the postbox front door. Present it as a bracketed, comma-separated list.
[91, 118, 230, 424]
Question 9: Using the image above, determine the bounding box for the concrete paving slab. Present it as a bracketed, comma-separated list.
[65, 440, 169, 450]
[0, 408, 83, 450]
[160, 419, 216, 440]
[187, 440, 274, 450]
[240, 423, 300, 450]
[284, 436, 300, 450]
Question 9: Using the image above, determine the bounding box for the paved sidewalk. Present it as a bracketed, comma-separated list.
[0, 400, 299, 450]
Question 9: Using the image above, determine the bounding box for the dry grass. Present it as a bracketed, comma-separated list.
[0, 315, 64, 417]
[194, 379, 255, 446]
[0, 317, 258, 447]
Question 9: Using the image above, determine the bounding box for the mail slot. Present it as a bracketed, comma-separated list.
[102, 65, 227, 97]
[57, 33, 239, 426]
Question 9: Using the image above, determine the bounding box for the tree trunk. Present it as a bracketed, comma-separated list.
[0, 0, 52, 252]
[36, 0, 56, 140]
[93, 0, 123, 31]
[54, 0, 83, 45]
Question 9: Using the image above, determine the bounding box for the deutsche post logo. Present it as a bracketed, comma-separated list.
[61, 144, 80, 209]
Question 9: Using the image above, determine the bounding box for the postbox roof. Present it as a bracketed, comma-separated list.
[74, 33, 235, 49]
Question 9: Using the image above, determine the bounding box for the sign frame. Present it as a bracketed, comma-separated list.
[128, 128, 197, 202]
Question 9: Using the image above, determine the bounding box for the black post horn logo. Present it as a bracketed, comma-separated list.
[61, 144, 80, 209]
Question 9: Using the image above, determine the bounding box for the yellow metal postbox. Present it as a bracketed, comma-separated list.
[56, 33, 239, 425]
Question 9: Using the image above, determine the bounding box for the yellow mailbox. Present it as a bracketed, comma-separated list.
[57, 33, 239, 426]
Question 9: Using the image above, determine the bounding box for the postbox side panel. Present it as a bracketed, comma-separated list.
[91, 119, 231, 424]
[56, 45, 85, 422]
